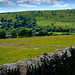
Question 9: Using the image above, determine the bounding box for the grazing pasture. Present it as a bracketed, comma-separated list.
[37, 21, 75, 28]
[0, 35, 75, 65]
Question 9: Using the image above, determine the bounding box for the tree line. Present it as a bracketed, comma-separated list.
[0, 14, 75, 39]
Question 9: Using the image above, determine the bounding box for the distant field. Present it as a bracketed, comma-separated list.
[37, 21, 75, 28]
[0, 35, 75, 65]
[52, 32, 75, 35]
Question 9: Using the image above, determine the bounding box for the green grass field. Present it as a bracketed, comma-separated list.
[37, 21, 75, 28]
[52, 32, 75, 35]
[0, 35, 75, 65]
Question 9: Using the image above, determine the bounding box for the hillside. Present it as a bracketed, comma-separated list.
[0, 10, 75, 38]
[0, 10, 75, 22]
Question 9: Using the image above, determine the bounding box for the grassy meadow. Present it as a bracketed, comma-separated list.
[37, 21, 75, 28]
[52, 32, 75, 35]
[0, 35, 75, 65]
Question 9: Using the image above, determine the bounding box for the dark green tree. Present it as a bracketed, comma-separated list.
[49, 31, 53, 35]
[10, 29, 17, 38]
[28, 29, 32, 37]
[38, 30, 45, 36]
[51, 23, 54, 25]
[1, 17, 4, 23]
[67, 32, 70, 35]
[4, 19, 7, 22]
[0, 29, 6, 39]
[18, 27, 27, 37]
[8, 19, 12, 22]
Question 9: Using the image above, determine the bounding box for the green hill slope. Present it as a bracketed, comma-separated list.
[0, 10, 75, 37]
[0, 10, 75, 22]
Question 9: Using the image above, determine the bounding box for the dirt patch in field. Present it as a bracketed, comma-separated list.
[22, 44, 66, 48]
[0, 42, 66, 48]
[49, 45, 66, 47]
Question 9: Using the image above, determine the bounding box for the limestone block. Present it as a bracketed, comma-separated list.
[72, 45, 75, 49]
[71, 45, 75, 54]
[53, 49, 64, 60]
[19, 62, 27, 75]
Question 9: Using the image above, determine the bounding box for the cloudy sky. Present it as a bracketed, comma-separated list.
[0, 0, 75, 13]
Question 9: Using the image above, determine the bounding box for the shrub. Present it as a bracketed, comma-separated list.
[0, 29, 6, 39]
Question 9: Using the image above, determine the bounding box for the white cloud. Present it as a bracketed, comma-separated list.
[19, 4, 37, 7]
[0, 0, 16, 6]
[17, 0, 63, 7]
[66, 7, 72, 9]
[0, 8, 9, 13]
[52, 4, 70, 8]
[0, 8, 25, 13]
[17, 0, 63, 5]
[59, 7, 72, 10]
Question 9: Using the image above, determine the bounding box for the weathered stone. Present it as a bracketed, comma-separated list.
[35, 62, 41, 75]
[31, 64, 36, 75]
[17, 60, 22, 64]
[44, 56, 51, 65]
[38, 62, 44, 70]
[48, 52, 56, 62]
[35, 56, 42, 62]
[0, 71, 1, 75]
[65, 49, 71, 58]
[1, 65, 7, 74]
[19, 62, 27, 75]
[72, 45, 75, 49]
[71, 45, 75, 54]
[43, 52, 48, 56]
[62, 47, 72, 59]
[53, 49, 64, 60]
[40, 56, 44, 62]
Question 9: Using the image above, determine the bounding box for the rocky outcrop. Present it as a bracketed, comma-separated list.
[0, 45, 75, 75]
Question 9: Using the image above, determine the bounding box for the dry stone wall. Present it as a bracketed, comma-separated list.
[0, 45, 75, 75]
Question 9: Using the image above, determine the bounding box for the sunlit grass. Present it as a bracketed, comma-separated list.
[37, 21, 75, 28]
[0, 35, 75, 65]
